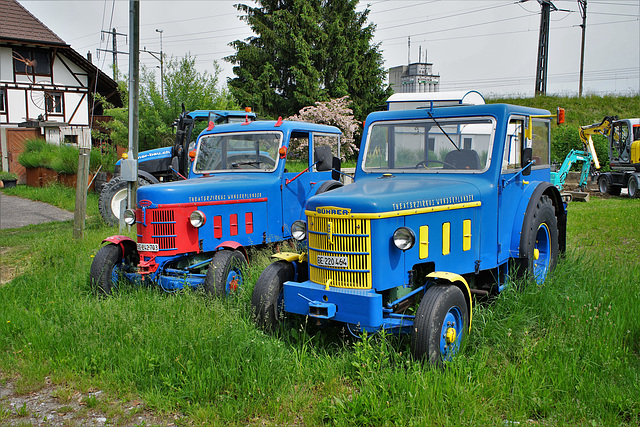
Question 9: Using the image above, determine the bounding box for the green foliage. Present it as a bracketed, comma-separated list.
[0, 170, 18, 180]
[1, 153, 639, 425]
[227, 0, 391, 121]
[101, 55, 239, 153]
[17, 138, 114, 174]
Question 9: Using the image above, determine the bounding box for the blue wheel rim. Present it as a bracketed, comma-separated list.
[533, 223, 551, 284]
[225, 269, 243, 294]
[440, 306, 463, 361]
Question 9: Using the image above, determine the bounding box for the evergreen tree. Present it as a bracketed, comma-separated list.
[227, 0, 390, 120]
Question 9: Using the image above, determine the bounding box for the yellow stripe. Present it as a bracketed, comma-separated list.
[307, 201, 481, 220]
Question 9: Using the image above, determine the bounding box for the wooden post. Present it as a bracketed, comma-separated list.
[73, 135, 91, 239]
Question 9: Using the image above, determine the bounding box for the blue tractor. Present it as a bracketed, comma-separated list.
[98, 108, 257, 225]
[90, 119, 344, 295]
[252, 103, 567, 364]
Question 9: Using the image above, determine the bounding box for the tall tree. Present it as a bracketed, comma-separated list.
[227, 0, 390, 121]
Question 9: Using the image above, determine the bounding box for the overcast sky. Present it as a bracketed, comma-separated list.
[19, 0, 640, 98]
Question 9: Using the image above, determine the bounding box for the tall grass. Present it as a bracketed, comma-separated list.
[1, 190, 638, 424]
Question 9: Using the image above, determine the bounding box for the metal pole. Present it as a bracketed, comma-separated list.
[535, 1, 552, 95]
[156, 29, 164, 97]
[127, 0, 139, 210]
[112, 28, 117, 79]
[578, 0, 587, 97]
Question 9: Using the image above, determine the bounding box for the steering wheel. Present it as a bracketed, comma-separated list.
[415, 160, 455, 169]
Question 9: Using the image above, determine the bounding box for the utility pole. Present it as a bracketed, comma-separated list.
[142, 29, 164, 98]
[127, 0, 140, 212]
[534, 0, 556, 96]
[578, 0, 587, 97]
[98, 28, 127, 79]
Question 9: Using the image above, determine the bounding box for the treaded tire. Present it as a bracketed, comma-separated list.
[598, 174, 621, 196]
[411, 285, 469, 365]
[628, 175, 640, 198]
[204, 250, 248, 297]
[315, 180, 343, 195]
[90, 244, 122, 295]
[519, 195, 559, 284]
[251, 261, 295, 331]
[98, 176, 151, 226]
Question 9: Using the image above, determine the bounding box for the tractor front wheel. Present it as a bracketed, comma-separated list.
[251, 261, 295, 331]
[411, 285, 469, 364]
[204, 250, 247, 297]
[90, 244, 134, 295]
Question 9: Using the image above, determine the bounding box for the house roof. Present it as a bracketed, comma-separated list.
[0, 0, 67, 46]
[0, 0, 122, 108]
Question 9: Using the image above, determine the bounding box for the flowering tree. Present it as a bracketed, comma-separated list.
[287, 96, 360, 161]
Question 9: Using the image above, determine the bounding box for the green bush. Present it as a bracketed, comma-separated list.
[17, 138, 57, 169]
[0, 170, 18, 180]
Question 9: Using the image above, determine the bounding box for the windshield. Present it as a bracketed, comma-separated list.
[194, 132, 281, 173]
[363, 117, 495, 173]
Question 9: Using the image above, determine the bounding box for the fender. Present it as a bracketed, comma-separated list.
[508, 181, 563, 258]
[426, 271, 473, 332]
[215, 241, 248, 262]
[102, 235, 137, 257]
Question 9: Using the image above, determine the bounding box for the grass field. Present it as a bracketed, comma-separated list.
[1, 182, 639, 425]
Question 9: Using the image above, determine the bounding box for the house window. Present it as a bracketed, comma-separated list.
[13, 48, 52, 76]
[64, 135, 78, 145]
[45, 92, 63, 114]
[0, 89, 6, 113]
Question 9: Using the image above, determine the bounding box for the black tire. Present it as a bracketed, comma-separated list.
[315, 180, 343, 195]
[90, 244, 125, 295]
[98, 176, 151, 226]
[251, 261, 295, 331]
[597, 174, 621, 196]
[204, 250, 248, 297]
[628, 175, 640, 198]
[411, 285, 469, 364]
[519, 195, 559, 284]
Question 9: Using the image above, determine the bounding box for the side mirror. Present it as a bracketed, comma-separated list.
[522, 147, 532, 176]
[314, 145, 333, 172]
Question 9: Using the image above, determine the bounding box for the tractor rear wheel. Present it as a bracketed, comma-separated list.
[519, 195, 559, 284]
[98, 176, 152, 226]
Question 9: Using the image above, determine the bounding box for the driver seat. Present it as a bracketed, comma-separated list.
[443, 149, 480, 170]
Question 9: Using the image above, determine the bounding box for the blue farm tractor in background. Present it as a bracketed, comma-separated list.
[98, 108, 257, 226]
[251, 103, 567, 364]
[90, 119, 345, 296]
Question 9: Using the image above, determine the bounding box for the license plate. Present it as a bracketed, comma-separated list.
[137, 243, 159, 252]
[316, 255, 348, 268]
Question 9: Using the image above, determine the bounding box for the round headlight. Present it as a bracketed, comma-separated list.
[393, 227, 415, 251]
[291, 220, 307, 241]
[123, 209, 136, 225]
[189, 210, 206, 228]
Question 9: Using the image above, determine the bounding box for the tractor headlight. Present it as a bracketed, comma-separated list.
[291, 220, 307, 241]
[123, 209, 136, 225]
[393, 227, 415, 251]
[189, 210, 206, 228]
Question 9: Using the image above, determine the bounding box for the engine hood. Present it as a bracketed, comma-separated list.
[136, 173, 279, 208]
[306, 175, 481, 216]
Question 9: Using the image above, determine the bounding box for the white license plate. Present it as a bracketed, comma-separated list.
[317, 255, 348, 268]
[137, 243, 159, 252]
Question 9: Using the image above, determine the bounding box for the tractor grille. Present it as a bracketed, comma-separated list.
[151, 209, 176, 251]
[308, 216, 372, 289]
